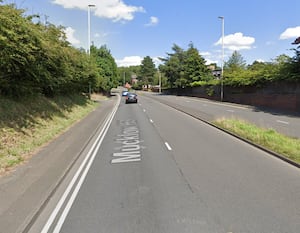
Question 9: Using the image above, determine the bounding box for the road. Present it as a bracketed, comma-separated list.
[26, 93, 300, 233]
[142, 92, 300, 139]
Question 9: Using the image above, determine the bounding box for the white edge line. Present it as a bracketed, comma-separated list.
[41, 95, 120, 233]
[165, 142, 172, 151]
[53, 97, 119, 233]
[276, 120, 289, 125]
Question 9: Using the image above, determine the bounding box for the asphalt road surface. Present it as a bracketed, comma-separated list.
[25, 93, 300, 233]
[142, 92, 300, 139]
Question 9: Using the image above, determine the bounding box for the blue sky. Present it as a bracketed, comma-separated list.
[6, 0, 300, 67]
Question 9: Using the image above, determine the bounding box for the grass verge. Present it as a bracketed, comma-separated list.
[0, 94, 102, 175]
[214, 118, 300, 165]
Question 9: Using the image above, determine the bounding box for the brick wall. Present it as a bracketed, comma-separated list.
[165, 81, 300, 113]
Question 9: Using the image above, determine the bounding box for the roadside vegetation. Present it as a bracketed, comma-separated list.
[214, 118, 300, 165]
[0, 3, 121, 173]
[0, 3, 120, 98]
[1, 1, 299, 173]
[0, 95, 101, 174]
[120, 39, 300, 91]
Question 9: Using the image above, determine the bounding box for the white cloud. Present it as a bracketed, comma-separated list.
[279, 26, 300, 40]
[255, 59, 265, 63]
[200, 51, 211, 57]
[145, 16, 159, 27]
[215, 32, 255, 51]
[116, 56, 143, 67]
[152, 56, 163, 67]
[52, 0, 144, 22]
[199, 51, 218, 65]
[116, 56, 162, 67]
[204, 58, 218, 65]
[64, 27, 80, 45]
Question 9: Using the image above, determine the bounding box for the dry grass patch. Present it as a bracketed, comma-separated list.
[0, 94, 100, 174]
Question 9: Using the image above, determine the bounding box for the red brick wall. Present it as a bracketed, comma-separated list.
[166, 81, 300, 113]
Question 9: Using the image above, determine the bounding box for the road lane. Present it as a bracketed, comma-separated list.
[143, 92, 300, 138]
[138, 94, 300, 233]
[35, 93, 299, 233]
[55, 96, 221, 233]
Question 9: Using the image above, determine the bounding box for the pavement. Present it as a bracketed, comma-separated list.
[0, 96, 118, 233]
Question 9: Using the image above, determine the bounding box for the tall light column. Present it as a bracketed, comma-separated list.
[159, 71, 162, 93]
[88, 4, 95, 55]
[218, 16, 224, 101]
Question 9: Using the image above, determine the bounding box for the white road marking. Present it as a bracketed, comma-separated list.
[165, 142, 172, 151]
[150, 119, 154, 123]
[183, 96, 248, 110]
[227, 109, 235, 113]
[276, 120, 289, 125]
[41, 95, 120, 233]
[111, 120, 141, 164]
[143, 109, 146, 112]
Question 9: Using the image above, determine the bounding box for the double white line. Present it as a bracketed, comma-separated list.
[41, 95, 120, 233]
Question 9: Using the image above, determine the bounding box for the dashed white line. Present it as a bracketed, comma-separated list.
[276, 120, 289, 125]
[150, 119, 154, 123]
[165, 142, 172, 151]
[226, 109, 235, 113]
[143, 109, 146, 112]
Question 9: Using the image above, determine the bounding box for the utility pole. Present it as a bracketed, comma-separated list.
[87, 4, 95, 55]
[218, 16, 224, 102]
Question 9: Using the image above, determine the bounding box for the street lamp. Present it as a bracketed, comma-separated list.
[218, 16, 224, 101]
[158, 71, 162, 93]
[88, 4, 95, 55]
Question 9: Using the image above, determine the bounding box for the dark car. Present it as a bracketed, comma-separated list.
[125, 93, 138, 104]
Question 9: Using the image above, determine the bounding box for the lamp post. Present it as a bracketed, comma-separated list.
[158, 71, 162, 93]
[88, 4, 95, 55]
[218, 16, 224, 102]
[87, 5, 95, 99]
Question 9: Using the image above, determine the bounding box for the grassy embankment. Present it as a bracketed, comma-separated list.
[214, 118, 300, 165]
[0, 94, 102, 174]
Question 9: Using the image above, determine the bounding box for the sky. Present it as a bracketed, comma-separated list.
[5, 0, 300, 67]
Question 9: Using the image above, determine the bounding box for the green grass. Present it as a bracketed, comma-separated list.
[0, 94, 101, 174]
[214, 118, 300, 164]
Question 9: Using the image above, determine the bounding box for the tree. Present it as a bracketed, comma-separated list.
[224, 51, 246, 73]
[117, 65, 141, 86]
[159, 43, 213, 88]
[0, 4, 42, 96]
[0, 3, 110, 97]
[184, 43, 212, 84]
[159, 44, 185, 88]
[90, 45, 118, 93]
[140, 56, 156, 87]
[290, 37, 300, 80]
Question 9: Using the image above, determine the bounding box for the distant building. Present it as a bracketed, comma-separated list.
[212, 69, 222, 79]
[131, 74, 138, 85]
[207, 64, 222, 79]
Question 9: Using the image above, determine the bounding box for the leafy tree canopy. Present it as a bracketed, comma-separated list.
[224, 51, 246, 73]
[140, 56, 156, 85]
[0, 3, 118, 98]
